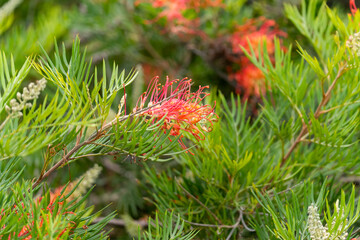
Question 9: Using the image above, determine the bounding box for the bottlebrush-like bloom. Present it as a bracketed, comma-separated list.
[350, 0, 358, 15]
[139, 0, 221, 39]
[229, 64, 265, 98]
[231, 18, 286, 59]
[150, 0, 223, 11]
[308, 203, 330, 240]
[134, 77, 217, 151]
[4, 195, 74, 240]
[49, 164, 103, 201]
[228, 18, 286, 98]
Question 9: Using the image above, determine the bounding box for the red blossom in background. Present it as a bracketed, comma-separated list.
[4, 190, 74, 240]
[134, 77, 217, 151]
[151, 0, 223, 12]
[350, 0, 358, 15]
[231, 18, 285, 57]
[228, 18, 286, 98]
[228, 64, 265, 99]
[137, 1, 286, 100]
[139, 0, 222, 39]
[141, 63, 164, 84]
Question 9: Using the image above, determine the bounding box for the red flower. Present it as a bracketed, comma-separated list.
[228, 17, 286, 98]
[350, 0, 358, 15]
[150, 0, 223, 11]
[231, 18, 286, 59]
[134, 77, 217, 151]
[4, 189, 74, 239]
[229, 63, 265, 98]
[139, 0, 222, 39]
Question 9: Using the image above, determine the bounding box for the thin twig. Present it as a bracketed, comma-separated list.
[318, 99, 360, 115]
[178, 211, 245, 230]
[32, 87, 189, 190]
[281, 64, 346, 166]
[68, 151, 120, 161]
[0, 115, 10, 131]
[240, 212, 255, 232]
[32, 140, 91, 189]
[225, 210, 243, 240]
[176, 179, 223, 225]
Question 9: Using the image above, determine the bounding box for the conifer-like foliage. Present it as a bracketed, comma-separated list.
[3, 0, 360, 239]
[0, 34, 215, 237]
[143, 0, 360, 239]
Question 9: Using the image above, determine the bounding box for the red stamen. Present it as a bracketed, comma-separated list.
[134, 77, 218, 153]
[351, 0, 358, 15]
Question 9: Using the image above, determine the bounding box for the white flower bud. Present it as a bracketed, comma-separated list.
[347, 32, 360, 56]
[5, 79, 47, 118]
[308, 203, 329, 240]
[71, 164, 102, 199]
[16, 92, 22, 101]
[10, 99, 18, 107]
[5, 105, 10, 113]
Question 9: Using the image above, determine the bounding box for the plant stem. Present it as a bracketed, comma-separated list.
[176, 179, 223, 225]
[32, 140, 90, 189]
[281, 64, 346, 167]
[31, 88, 188, 190]
[0, 115, 11, 131]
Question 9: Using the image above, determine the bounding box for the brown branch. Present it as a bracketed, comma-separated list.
[31, 87, 189, 190]
[225, 210, 244, 240]
[32, 140, 91, 189]
[281, 64, 346, 167]
[176, 179, 223, 225]
[178, 210, 248, 232]
[181, 219, 235, 229]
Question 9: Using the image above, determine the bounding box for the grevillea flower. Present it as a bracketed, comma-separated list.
[138, 0, 222, 39]
[150, 0, 223, 12]
[350, 0, 358, 15]
[4, 193, 75, 240]
[1, 165, 102, 239]
[231, 18, 286, 60]
[134, 77, 217, 152]
[228, 63, 265, 98]
[228, 18, 286, 98]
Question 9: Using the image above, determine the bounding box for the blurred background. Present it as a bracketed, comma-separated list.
[0, 0, 353, 239]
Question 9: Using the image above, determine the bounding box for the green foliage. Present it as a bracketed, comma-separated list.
[253, 181, 360, 240]
[0, 2, 68, 67]
[0, 157, 114, 239]
[3, 0, 360, 239]
[137, 211, 198, 240]
[142, 0, 360, 239]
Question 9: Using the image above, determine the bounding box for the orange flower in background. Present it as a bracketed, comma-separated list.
[228, 17, 286, 98]
[229, 64, 265, 99]
[350, 0, 358, 15]
[231, 18, 286, 60]
[7, 191, 74, 240]
[134, 77, 217, 151]
[151, 0, 223, 11]
[139, 0, 222, 39]
[141, 63, 164, 84]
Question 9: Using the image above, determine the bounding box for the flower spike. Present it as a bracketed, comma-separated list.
[134, 76, 218, 153]
[350, 0, 358, 15]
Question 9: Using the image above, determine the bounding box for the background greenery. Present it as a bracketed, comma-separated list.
[2, 0, 360, 239]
